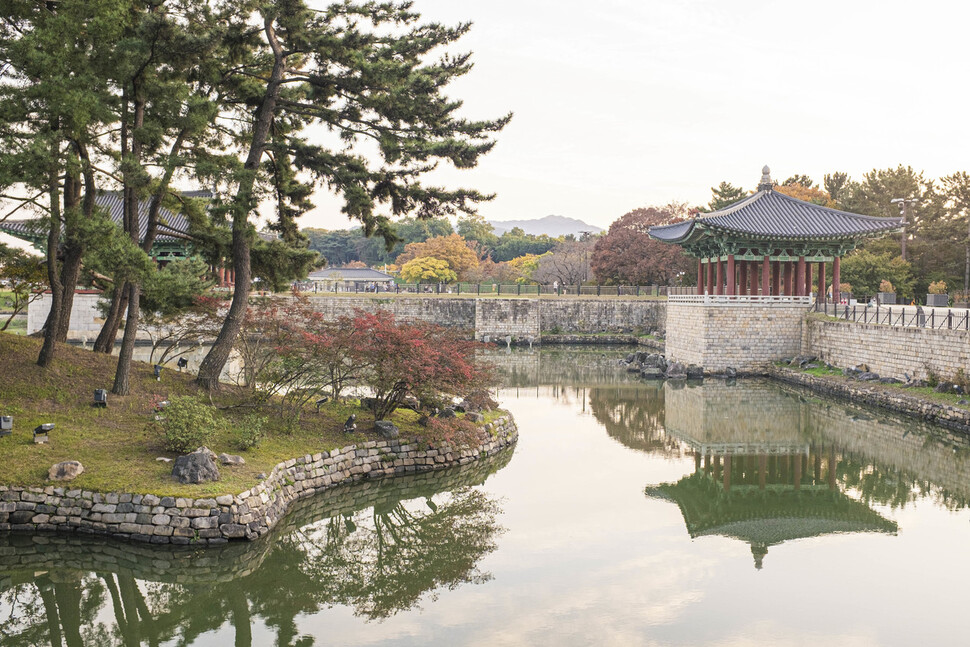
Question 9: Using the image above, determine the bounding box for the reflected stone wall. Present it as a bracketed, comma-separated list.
[663, 381, 810, 450]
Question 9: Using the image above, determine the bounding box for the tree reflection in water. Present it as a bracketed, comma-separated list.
[0, 454, 509, 646]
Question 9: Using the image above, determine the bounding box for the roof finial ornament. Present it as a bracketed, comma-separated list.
[758, 165, 773, 192]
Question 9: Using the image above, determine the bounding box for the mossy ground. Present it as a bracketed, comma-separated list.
[0, 334, 435, 497]
[781, 360, 970, 410]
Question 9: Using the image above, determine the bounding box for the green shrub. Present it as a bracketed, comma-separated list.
[231, 414, 268, 450]
[161, 395, 220, 453]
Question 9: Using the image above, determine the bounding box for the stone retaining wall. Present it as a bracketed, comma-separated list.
[767, 366, 970, 434]
[802, 316, 970, 382]
[0, 416, 517, 546]
[304, 296, 667, 341]
[0, 449, 514, 587]
[666, 301, 809, 372]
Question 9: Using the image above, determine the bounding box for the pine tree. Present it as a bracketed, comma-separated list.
[706, 181, 747, 212]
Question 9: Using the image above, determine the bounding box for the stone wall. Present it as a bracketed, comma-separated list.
[27, 291, 104, 337]
[0, 450, 514, 587]
[0, 416, 517, 546]
[666, 301, 810, 373]
[304, 296, 667, 341]
[802, 316, 970, 382]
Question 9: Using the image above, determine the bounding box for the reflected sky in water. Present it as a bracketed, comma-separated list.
[4, 346, 970, 646]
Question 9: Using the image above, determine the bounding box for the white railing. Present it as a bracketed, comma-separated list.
[669, 294, 814, 306]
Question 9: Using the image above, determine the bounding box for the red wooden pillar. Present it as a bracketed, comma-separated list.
[726, 255, 736, 295]
[738, 261, 748, 296]
[707, 259, 714, 294]
[833, 256, 841, 302]
[697, 259, 704, 295]
[796, 256, 806, 297]
[804, 262, 813, 296]
[715, 257, 723, 295]
[818, 261, 826, 302]
[761, 255, 770, 296]
[723, 455, 732, 493]
[771, 260, 780, 296]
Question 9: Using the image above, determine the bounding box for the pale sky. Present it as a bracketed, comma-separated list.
[304, 0, 970, 232]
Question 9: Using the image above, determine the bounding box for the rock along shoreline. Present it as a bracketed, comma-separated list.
[0, 415, 517, 546]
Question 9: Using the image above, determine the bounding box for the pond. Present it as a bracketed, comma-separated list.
[4, 347, 970, 646]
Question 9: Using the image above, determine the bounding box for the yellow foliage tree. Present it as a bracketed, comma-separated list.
[774, 183, 836, 207]
[396, 234, 479, 280]
[505, 253, 544, 283]
[400, 256, 458, 283]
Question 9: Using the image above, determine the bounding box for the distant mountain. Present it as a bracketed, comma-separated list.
[487, 215, 604, 238]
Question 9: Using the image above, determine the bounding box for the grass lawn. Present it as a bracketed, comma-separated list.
[0, 333, 438, 498]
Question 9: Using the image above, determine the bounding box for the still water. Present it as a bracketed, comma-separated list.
[4, 347, 970, 646]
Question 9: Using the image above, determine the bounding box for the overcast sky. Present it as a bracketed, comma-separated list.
[300, 0, 970, 232]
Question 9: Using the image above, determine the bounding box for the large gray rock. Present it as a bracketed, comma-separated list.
[465, 412, 485, 423]
[374, 420, 400, 439]
[686, 364, 704, 379]
[49, 461, 84, 482]
[640, 367, 664, 380]
[857, 372, 880, 382]
[641, 353, 666, 370]
[218, 453, 246, 466]
[665, 362, 687, 379]
[172, 449, 220, 484]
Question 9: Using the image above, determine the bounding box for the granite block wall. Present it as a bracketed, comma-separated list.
[666, 302, 810, 372]
[802, 317, 970, 381]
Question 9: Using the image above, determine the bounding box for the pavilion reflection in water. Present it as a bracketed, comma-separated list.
[646, 381, 897, 569]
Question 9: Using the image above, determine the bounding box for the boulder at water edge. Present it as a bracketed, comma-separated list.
[172, 448, 220, 484]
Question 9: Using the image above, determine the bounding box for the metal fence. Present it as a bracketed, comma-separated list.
[814, 300, 970, 330]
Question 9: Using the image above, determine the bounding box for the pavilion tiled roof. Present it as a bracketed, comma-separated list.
[650, 189, 903, 243]
[308, 267, 395, 281]
[0, 190, 210, 243]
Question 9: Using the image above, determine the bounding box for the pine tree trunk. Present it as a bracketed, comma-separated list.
[93, 284, 128, 353]
[37, 162, 63, 368]
[112, 282, 140, 395]
[196, 15, 285, 390]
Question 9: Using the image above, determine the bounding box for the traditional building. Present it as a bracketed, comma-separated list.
[650, 167, 903, 299]
[649, 168, 904, 373]
[0, 190, 262, 287]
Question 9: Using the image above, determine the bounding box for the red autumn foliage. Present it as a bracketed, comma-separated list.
[591, 205, 695, 285]
[352, 309, 494, 421]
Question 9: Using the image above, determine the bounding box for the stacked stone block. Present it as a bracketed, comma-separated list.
[802, 318, 970, 382]
[666, 302, 809, 373]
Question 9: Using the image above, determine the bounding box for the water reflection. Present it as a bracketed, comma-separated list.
[497, 348, 970, 570]
[0, 451, 510, 646]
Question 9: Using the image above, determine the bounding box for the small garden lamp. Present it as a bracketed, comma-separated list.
[0, 416, 12, 438]
[93, 389, 107, 408]
[33, 423, 54, 444]
[177, 357, 189, 371]
[153, 364, 162, 381]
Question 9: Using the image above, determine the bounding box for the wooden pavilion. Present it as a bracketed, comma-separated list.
[649, 167, 903, 299]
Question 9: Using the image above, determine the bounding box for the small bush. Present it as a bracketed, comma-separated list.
[231, 414, 268, 450]
[161, 395, 220, 453]
[928, 280, 947, 295]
